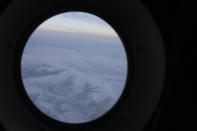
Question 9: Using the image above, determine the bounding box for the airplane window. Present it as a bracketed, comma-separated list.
[21, 12, 128, 124]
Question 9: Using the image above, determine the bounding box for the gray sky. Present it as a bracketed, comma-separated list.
[38, 12, 117, 37]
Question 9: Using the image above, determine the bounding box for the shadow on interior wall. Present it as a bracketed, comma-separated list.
[0, 122, 7, 131]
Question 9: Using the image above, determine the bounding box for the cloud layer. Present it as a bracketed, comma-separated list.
[21, 13, 127, 123]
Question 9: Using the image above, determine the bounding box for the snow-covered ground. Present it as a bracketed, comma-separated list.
[21, 29, 127, 123]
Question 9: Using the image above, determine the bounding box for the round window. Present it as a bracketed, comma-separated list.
[21, 12, 127, 124]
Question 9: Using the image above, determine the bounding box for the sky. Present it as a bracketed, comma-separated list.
[38, 12, 118, 37]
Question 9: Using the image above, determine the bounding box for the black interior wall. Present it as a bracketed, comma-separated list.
[0, 0, 188, 131]
[142, 0, 188, 131]
[0, 0, 12, 13]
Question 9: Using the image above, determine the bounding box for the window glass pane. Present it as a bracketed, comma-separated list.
[21, 12, 127, 124]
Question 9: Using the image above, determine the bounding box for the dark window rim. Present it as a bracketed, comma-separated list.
[13, 5, 134, 130]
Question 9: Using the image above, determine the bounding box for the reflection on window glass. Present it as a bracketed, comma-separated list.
[21, 12, 127, 124]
